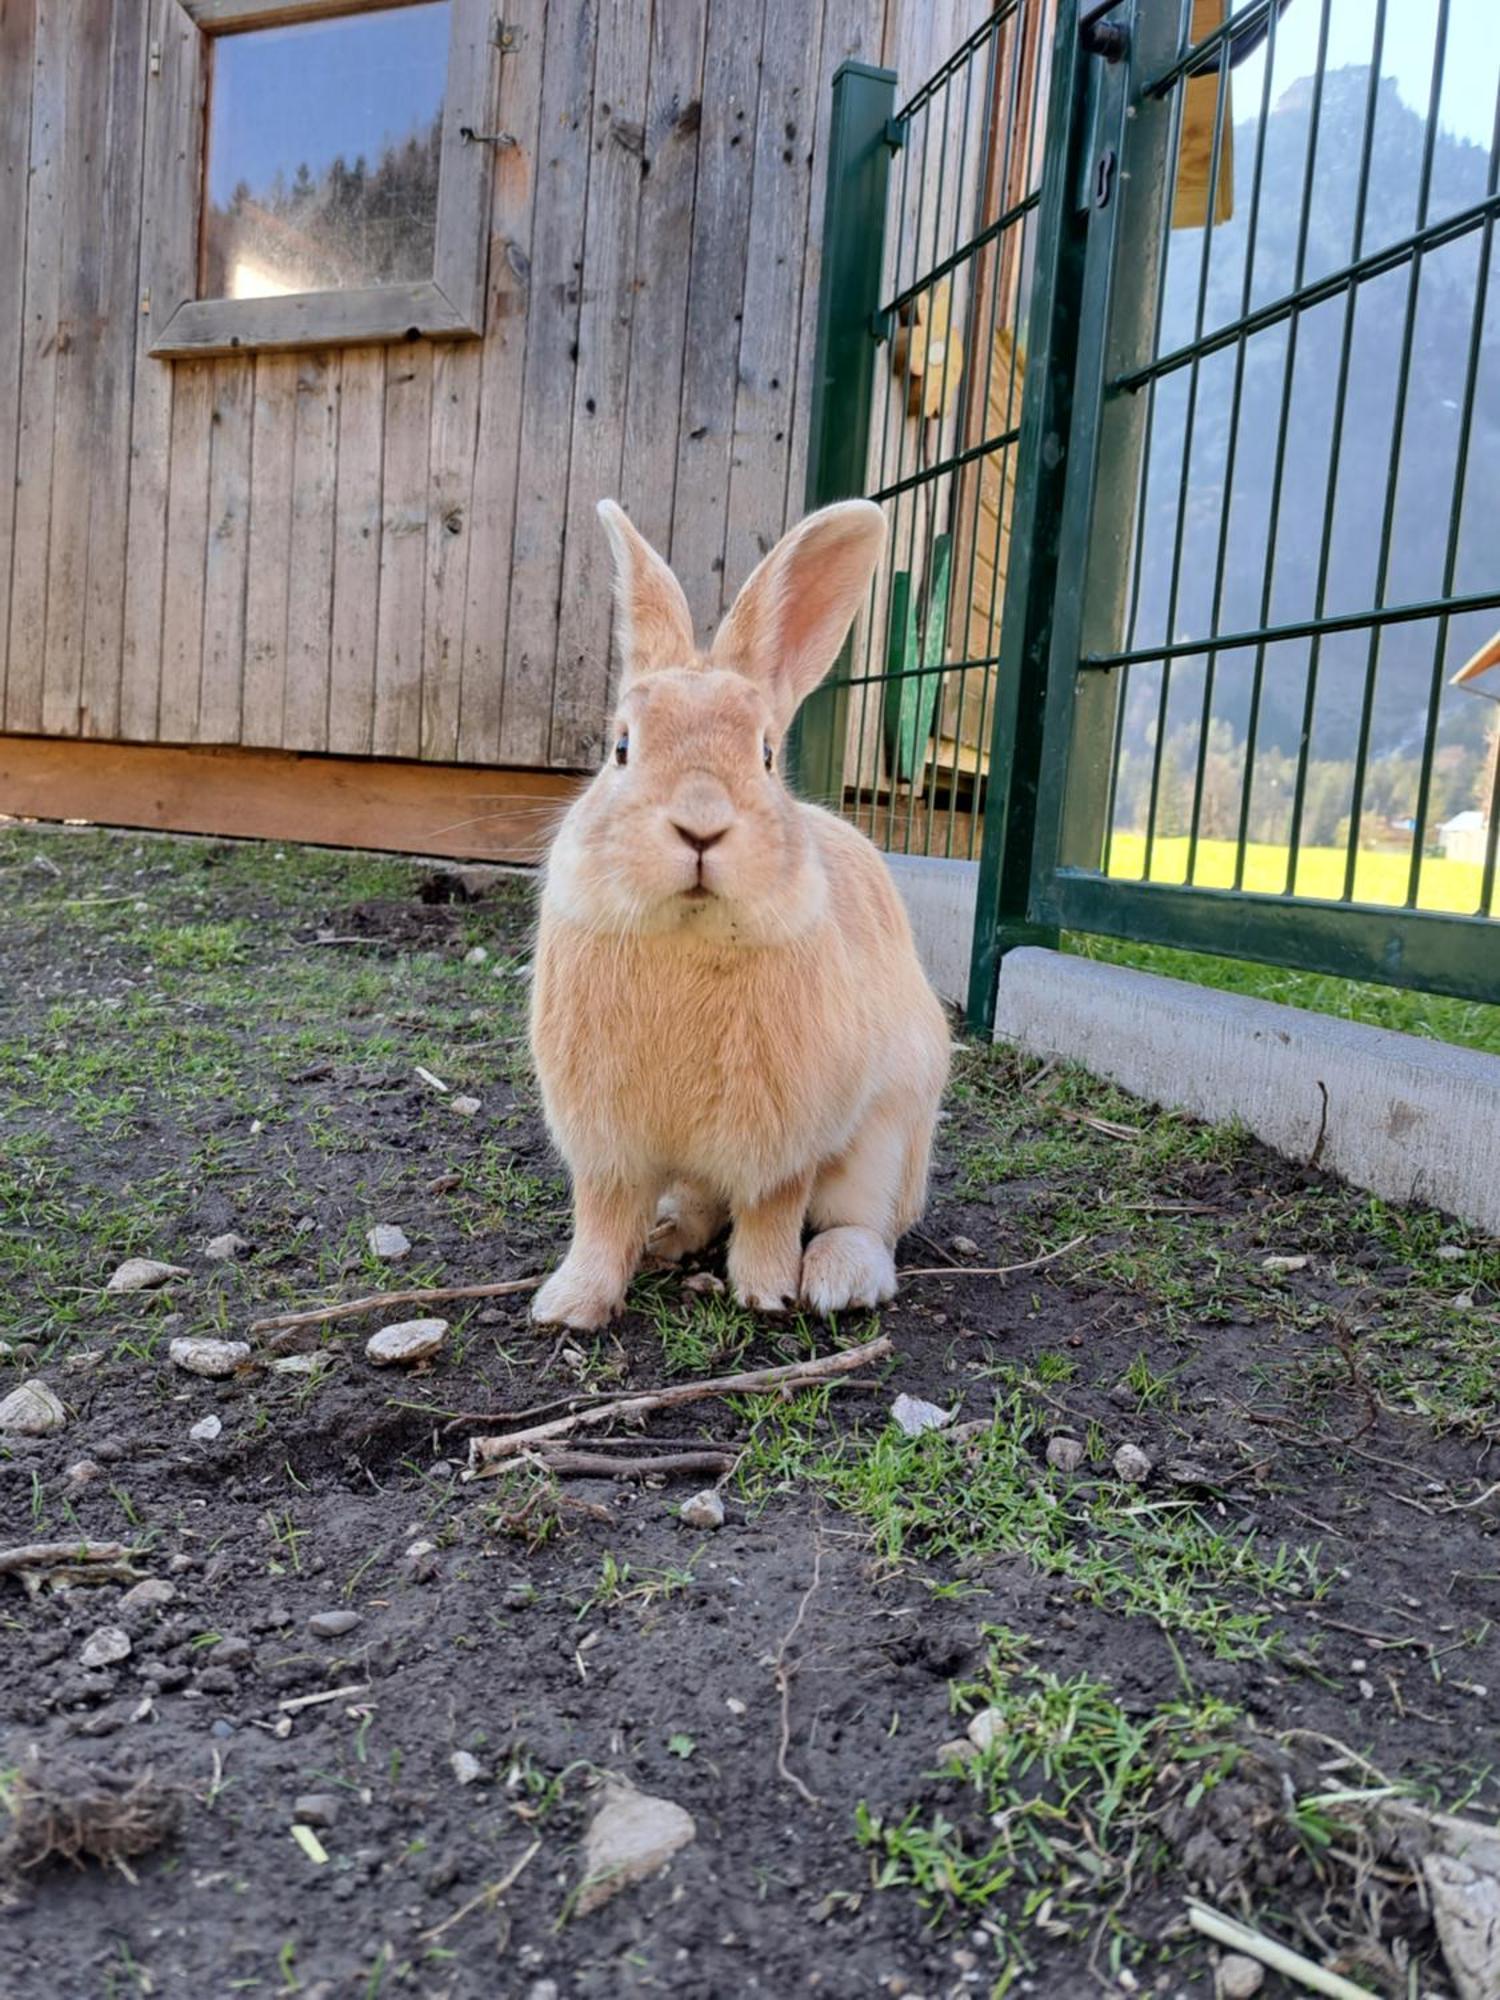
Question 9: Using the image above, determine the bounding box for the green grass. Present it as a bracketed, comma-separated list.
[1105, 832, 1496, 920]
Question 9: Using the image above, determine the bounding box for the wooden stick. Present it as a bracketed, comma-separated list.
[1186, 1900, 1379, 2000]
[250, 1275, 542, 1336]
[465, 1335, 891, 1477]
[0, 1540, 136, 1577]
[522, 1448, 738, 1480]
[898, 1233, 1088, 1280]
[775, 1540, 825, 1808]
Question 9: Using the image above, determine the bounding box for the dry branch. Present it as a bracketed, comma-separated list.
[898, 1233, 1089, 1280]
[522, 1448, 738, 1481]
[0, 1540, 136, 1578]
[465, 1334, 891, 1478]
[1186, 1900, 1392, 2000]
[775, 1539, 826, 1809]
[250, 1275, 541, 1337]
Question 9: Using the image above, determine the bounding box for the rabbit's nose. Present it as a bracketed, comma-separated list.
[672, 821, 729, 856]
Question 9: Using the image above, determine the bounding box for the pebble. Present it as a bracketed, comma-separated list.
[464, 945, 489, 965]
[307, 1609, 363, 1640]
[1045, 1435, 1085, 1474]
[367, 1224, 411, 1261]
[1261, 1253, 1308, 1274]
[678, 1490, 725, 1531]
[681, 1271, 725, 1295]
[119, 1578, 175, 1614]
[526, 1983, 560, 2000]
[1112, 1443, 1153, 1484]
[169, 1337, 250, 1379]
[1217, 1954, 1265, 1999]
[890, 1393, 953, 1438]
[948, 1235, 980, 1257]
[267, 1353, 329, 1376]
[965, 1708, 1003, 1753]
[79, 1626, 132, 1669]
[451, 1095, 481, 1118]
[365, 1318, 448, 1367]
[0, 1379, 66, 1436]
[293, 1793, 342, 1828]
[576, 1783, 696, 1915]
[65, 1459, 103, 1487]
[1435, 1243, 1468, 1263]
[188, 1413, 223, 1442]
[213, 1635, 252, 1668]
[938, 1737, 978, 1764]
[450, 1751, 484, 1787]
[106, 1258, 189, 1294]
[204, 1233, 251, 1262]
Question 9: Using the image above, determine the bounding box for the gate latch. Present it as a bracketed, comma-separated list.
[1093, 149, 1117, 210]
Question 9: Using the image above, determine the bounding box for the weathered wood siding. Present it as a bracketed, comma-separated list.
[0, 0, 963, 777]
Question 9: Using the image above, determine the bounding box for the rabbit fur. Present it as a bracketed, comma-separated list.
[529, 497, 951, 1331]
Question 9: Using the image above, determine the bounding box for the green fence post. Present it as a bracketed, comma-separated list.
[964, 0, 1096, 1032]
[786, 60, 899, 805]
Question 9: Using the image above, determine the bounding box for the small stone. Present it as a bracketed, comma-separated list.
[188, 1413, 222, 1442]
[213, 1635, 252, 1667]
[1261, 1253, 1308, 1274]
[267, 1353, 330, 1376]
[204, 1233, 251, 1263]
[1046, 1435, 1085, 1474]
[965, 1708, 1003, 1753]
[576, 1783, 696, 1915]
[938, 1737, 979, 1765]
[80, 1626, 132, 1669]
[1435, 1243, 1468, 1263]
[450, 1751, 483, 1787]
[0, 1379, 66, 1436]
[367, 1224, 411, 1261]
[526, 1983, 560, 2000]
[106, 1258, 189, 1294]
[726, 1697, 747, 1716]
[307, 1609, 362, 1640]
[169, 1337, 250, 1379]
[464, 945, 489, 966]
[948, 1236, 980, 1257]
[119, 1578, 175, 1614]
[167, 1552, 194, 1574]
[891, 1392, 953, 1438]
[681, 1271, 725, 1295]
[451, 1095, 481, 1118]
[678, 1490, 725, 1531]
[293, 1793, 342, 1828]
[1450, 1290, 1476, 1311]
[365, 1317, 448, 1367]
[1217, 1953, 1265, 1998]
[65, 1459, 103, 1487]
[503, 1583, 535, 1611]
[1112, 1443, 1153, 1484]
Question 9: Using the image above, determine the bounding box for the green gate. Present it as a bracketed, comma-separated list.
[794, 0, 1500, 1032]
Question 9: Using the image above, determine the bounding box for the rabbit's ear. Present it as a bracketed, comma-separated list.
[710, 500, 886, 728]
[597, 500, 696, 687]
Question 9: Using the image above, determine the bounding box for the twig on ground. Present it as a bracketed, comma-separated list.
[898, 1233, 1088, 1281]
[0, 1540, 136, 1578]
[1186, 1899, 1391, 2000]
[250, 1275, 541, 1337]
[774, 1539, 826, 1810]
[520, 1448, 739, 1481]
[419, 1838, 542, 1943]
[464, 1335, 891, 1477]
[276, 1682, 371, 1715]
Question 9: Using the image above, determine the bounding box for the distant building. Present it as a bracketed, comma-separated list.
[1437, 810, 1490, 866]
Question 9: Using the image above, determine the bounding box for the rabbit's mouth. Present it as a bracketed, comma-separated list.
[681, 883, 715, 902]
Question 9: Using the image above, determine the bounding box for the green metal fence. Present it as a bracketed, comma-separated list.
[795, 0, 1500, 1031]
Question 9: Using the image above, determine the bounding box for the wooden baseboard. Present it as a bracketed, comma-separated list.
[0, 736, 585, 862]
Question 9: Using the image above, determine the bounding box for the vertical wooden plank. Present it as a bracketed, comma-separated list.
[328, 348, 385, 756]
[157, 359, 214, 743]
[668, 0, 766, 645]
[5, 0, 65, 731]
[80, 0, 151, 741]
[41, 2, 112, 737]
[549, 0, 653, 767]
[718, 0, 827, 613]
[372, 343, 432, 758]
[497, 0, 599, 767]
[282, 351, 340, 749]
[419, 342, 481, 761]
[198, 358, 252, 742]
[120, 0, 202, 741]
[241, 355, 297, 747]
[0, 0, 38, 719]
[455, 3, 547, 766]
[618, 0, 709, 556]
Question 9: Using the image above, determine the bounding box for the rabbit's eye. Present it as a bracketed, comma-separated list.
[614, 734, 629, 767]
[763, 740, 774, 771]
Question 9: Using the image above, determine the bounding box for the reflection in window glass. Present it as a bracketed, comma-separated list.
[201, 3, 451, 301]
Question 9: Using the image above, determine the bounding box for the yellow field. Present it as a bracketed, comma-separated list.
[1106, 834, 1498, 918]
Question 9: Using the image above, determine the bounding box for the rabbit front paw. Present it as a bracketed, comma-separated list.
[531, 1261, 623, 1331]
[727, 1247, 801, 1315]
[800, 1227, 897, 1315]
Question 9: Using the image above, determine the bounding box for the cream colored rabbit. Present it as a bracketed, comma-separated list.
[529, 497, 950, 1331]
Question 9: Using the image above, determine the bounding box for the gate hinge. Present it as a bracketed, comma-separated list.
[869, 308, 891, 344]
[883, 115, 907, 152]
[1080, 4, 1129, 63]
[149, 39, 161, 77]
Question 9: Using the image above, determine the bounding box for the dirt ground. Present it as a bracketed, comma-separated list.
[1, 826, 1497, 2000]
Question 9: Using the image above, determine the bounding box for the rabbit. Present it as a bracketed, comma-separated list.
[528, 496, 951, 1332]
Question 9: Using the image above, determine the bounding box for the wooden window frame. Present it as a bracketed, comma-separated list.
[145, 0, 497, 359]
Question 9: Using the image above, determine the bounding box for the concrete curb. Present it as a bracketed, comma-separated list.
[990, 947, 1500, 1236]
[882, 853, 978, 1010]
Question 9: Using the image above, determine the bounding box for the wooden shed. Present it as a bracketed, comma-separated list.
[0, 0, 973, 861]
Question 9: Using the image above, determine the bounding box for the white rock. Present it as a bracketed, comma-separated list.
[1436, 1243, 1468, 1263]
[450, 1750, 484, 1786]
[119, 1578, 175, 1613]
[0, 1379, 66, 1435]
[204, 1233, 251, 1262]
[679, 1490, 725, 1531]
[79, 1626, 132, 1669]
[939, 1737, 979, 1765]
[1261, 1253, 1308, 1274]
[451, 1095, 481, 1118]
[726, 1697, 747, 1716]
[169, 1337, 250, 1379]
[106, 1257, 189, 1294]
[464, 945, 489, 966]
[966, 1707, 1004, 1753]
[891, 1392, 953, 1438]
[1112, 1443, 1153, 1484]
[1217, 1954, 1265, 1999]
[365, 1317, 448, 1367]
[65, 1459, 102, 1486]
[576, 1783, 696, 1914]
[267, 1353, 329, 1376]
[1046, 1435, 1085, 1474]
[188, 1413, 222, 1442]
[681, 1271, 725, 1295]
[367, 1224, 411, 1261]
[1451, 1290, 1477, 1311]
[948, 1235, 980, 1257]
